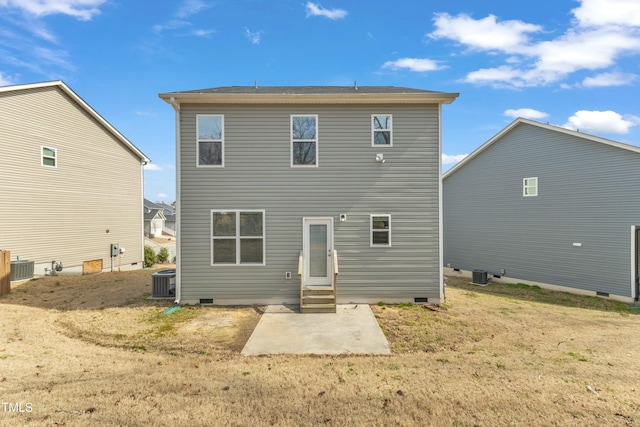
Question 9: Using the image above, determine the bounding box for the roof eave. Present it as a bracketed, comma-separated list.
[158, 92, 459, 105]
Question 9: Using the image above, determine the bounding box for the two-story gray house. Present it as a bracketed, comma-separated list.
[159, 85, 458, 311]
[443, 118, 640, 302]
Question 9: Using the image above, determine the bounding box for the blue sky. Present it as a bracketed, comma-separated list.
[1, 0, 639, 202]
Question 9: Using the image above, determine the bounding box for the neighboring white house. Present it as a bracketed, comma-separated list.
[155, 201, 176, 235]
[443, 118, 640, 302]
[160, 85, 458, 311]
[0, 81, 150, 276]
[144, 199, 167, 238]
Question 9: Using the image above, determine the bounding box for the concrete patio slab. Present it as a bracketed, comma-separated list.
[241, 304, 391, 355]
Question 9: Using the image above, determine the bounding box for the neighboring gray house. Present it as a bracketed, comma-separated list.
[0, 81, 150, 276]
[160, 85, 458, 310]
[443, 118, 640, 302]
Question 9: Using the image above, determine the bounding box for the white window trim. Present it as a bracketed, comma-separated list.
[41, 146, 57, 168]
[370, 214, 391, 247]
[290, 114, 319, 167]
[197, 114, 224, 168]
[210, 210, 266, 266]
[371, 114, 393, 147]
[523, 177, 538, 197]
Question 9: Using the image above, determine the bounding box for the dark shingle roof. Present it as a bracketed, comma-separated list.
[175, 86, 447, 95]
[144, 208, 162, 221]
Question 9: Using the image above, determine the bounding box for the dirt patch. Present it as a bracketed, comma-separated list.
[4, 267, 261, 355]
[149, 236, 175, 245]
[5, 268, 165, 310]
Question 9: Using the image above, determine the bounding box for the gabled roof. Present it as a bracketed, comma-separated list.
[155, 202, 176, 215]
[0, 80, 150, 163]
[159, 85, 459, 105]
[143, 198, 163, 209]
[144, 208, 166, 221]
[443, 118, 640, 180]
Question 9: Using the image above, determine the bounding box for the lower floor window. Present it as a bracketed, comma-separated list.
[211, 210, 265, 265]
[371, 214, 391, 246]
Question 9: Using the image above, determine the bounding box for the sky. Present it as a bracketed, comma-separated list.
[1, 0, 639, 203]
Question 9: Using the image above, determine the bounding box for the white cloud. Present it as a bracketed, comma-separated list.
[153, 1, 214, 36]
[572, 0, 640, 27]
[442, 153, 468, 165]
[0, 1, 107, 78]
[0, 71, 17, 86]
[504, 108, 549, 120]
[430, 2, 640, 88]
[464, 66, 523, 87]
[0, 41, 75, 75]
[0, 0, 106, 20]
[176, 0, 210, 19]
[305, 2, 347, 20]
[245, 28, 263, 45]
[562, 110, 639, 134]
[430, 13, 542, 53]
[382, 58, 444, 72]
[192, 28, 215, 37]
[144, 163, 163, 171]
[582, 71, 638, 87]
[153, 20, 190, 34]
[158, 192, 168, 199]
[532, 28, 640, 76]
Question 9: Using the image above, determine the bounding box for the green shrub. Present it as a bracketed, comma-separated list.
[144, 245, 157, 268]
[157, 247, 169, 263]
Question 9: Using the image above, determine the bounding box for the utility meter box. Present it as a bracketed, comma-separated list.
[110, 243, 119, 257]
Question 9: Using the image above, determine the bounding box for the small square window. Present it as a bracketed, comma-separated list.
[523, 177, 538, 197]
[197, 115, 224, 166]
[371, 214, 391, 247]
[372, 114, 392, 146]
[42, 146, 56, 167]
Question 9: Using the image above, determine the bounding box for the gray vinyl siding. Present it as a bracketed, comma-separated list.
[0, 85, 145, 271]
[178, 104, 442, 303]
[444, 122, 640, 298]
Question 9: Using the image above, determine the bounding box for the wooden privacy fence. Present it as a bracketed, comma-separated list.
[0, 250, 10, 297]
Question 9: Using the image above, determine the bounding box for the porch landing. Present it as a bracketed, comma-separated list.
[241, 304, 391, 355]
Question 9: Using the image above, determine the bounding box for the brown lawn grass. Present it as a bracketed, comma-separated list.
[1, 270, 639, 426]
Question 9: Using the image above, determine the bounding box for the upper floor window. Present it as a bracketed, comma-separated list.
[42, 146, 56, 167]
[523, 177, 538, 197]
[371, 214, 391, 247]
[211, 210, 265, 265]
[291, 115, 318, 166]
[197, 115, 224, 167]
[372, 114, 392, 146]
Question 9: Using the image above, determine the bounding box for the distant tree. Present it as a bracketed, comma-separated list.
[144, 245, 157, 268]
[157, 247, 169, 263]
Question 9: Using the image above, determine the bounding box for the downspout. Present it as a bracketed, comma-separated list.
[169, 96, 182, 304]
[141, 160, 147, 273]
[636, 228, 640, 301]
[438, 103, 444, 304]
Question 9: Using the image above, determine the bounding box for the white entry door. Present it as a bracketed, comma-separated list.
[303, 217, 334, 286]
